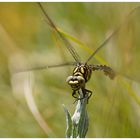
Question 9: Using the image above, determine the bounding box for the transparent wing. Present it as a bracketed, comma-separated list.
[13, 62, 75, 74]
[37, 2, 81, 63]
[86, 5, 140, 63]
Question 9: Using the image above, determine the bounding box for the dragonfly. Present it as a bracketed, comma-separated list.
[15, 3, 140, 103]
[10, 3, 140, 137]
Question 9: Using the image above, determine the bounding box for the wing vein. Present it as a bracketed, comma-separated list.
[37, 2, 81, 63]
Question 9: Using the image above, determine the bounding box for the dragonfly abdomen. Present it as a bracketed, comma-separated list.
[91, 64, 116, 79]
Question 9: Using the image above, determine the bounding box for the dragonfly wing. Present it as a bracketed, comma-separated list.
[37, 2, 81, 63]
[13, 62, 75, 74]
[85, 6, 140, 64]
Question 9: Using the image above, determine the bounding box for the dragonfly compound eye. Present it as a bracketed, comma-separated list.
[66, 75, 85, 90]
[77, 76, 85, 84]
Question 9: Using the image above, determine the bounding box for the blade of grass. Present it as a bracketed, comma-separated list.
[23, 72, 55, 137]
[58, 28, 107, 65]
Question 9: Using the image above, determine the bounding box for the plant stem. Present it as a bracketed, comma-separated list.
[63, 89, 89, 138]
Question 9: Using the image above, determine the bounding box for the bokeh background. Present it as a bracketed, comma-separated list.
[0, 2, 140, 138]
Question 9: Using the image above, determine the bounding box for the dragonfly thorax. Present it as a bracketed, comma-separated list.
[66, 64, 92, 91]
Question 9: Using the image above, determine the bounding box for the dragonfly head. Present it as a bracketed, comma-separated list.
[66, 75, 85, 91]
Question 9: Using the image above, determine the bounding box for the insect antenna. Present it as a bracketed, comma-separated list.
[85, 6, 140, 64]
[37, 2, 81, 63]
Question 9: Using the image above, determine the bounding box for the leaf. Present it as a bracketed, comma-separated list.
[118, 76, 140, 106]
[62, 104, 72, 138]
[77, 99, 89, 138]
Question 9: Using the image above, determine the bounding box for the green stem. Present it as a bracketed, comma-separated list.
[63, 89, 89, 138]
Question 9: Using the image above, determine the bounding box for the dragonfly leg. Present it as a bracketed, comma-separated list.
[72, 90, 79, 99]
[72, 91, 80, 104]
[82, 88, 92, 104]
[72, 88, 93, 104]
[72, 90, 86, 104]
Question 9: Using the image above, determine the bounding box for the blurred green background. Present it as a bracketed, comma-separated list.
[0, 2, 140, 138]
